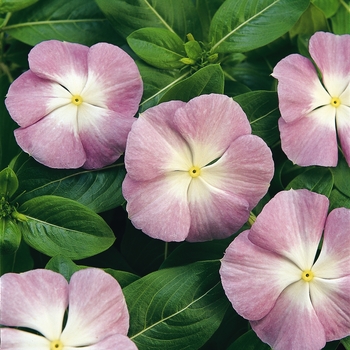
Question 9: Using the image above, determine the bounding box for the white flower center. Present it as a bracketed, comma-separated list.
[71, 94, 83, 106]
[301, 269, 314, 282]
[50, 340, 64, 350]
[330, 96, 341, 108]
[188, 166, 201, 178]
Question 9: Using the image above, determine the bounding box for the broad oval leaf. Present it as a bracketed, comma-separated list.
[13, 154, 126, 213]
[0, 0, 38, 13]
[124, 261, 229, 349]
[18, 195, 115, 259]
[3, 0, 122, 46]
[160, 64, 224, 103]
[127, 28, 186, 69]
[95, 0, 202, 40]
[209, 0, 310, 53]
[227, 329, 271, 350]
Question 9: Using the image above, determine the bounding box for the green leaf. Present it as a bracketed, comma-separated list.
[0, 218, 21, 255]
[331, 157, 350, 197]
[329, 189, 350, 211]
[233, 91, 280, 147]
[124, 261, 229, 349]
[13, 154, 126, 213]
[95, 0, 202, 40]
[138, 62, 190, 112]
[127, 28, 186, 69]
[342, 336, 350, 350]
[0, 167, 18, 198]
[312, 0, 340, 18]
[3, 0, 122, 46]
[18, 195, 115, 259]
[209, 0, 310, 53]
[286, 167, 334, 197]
[227, 330, 270, 350]
[160, 64, 224, 103]
[0, 0, 38, 13]
[330, 1, 350, 35]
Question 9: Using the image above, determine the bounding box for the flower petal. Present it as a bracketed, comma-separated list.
[173, 94, 251, 166]
[122, 172, 191, 241]
[64, 334, 138, 350]
[272, 54, 331, 123]
[60, 268, 129, 347]
[220, 230, 301, 321]
[251, 280, 326, 350]
[0, 269, 68, 340]
[336, 103, 350, 166]
[82, 42, 143, 116]
[186, 178, 250, 241]
[14, 104, 86, 169]
[309, 32, 350, 97]
[278, 105, 338, 166]
[124, 100, 191, 181]
[76, 104, 135, 169]
[248, 190, 329, 270]
[0, 328, 50, 349]
[28, 40, 89, 94]
[312, 207, 350, 278]
[200, 134, 273, 210]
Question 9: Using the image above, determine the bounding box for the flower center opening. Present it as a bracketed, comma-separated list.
[301, 269, 314, 282]
[50, 340, 64, 350]
[71, 94, 83, 106]
[188, 166, 201, 178]
[330, 97, 341, 107]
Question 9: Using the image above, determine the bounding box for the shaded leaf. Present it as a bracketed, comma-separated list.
[227, 330, 270, 350]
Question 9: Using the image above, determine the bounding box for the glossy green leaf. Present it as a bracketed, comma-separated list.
[331, 157, 350, 197]
[233, 91, 280, 147]
[95, 0, 202, 40]
[18, 195, 115, 259]
[209, 0, 310, 53]
[227, 330, 270, 350]
[312, 0, 340, 18]
[0, 217, 21, 255]
[124, 261, 229, 349]
[160, 64, 224, 103]
[13, 154, 126, 213]
[330, 2, 350, 34]
[342, 336, 350, 350]
[127, 28, 186, 69]
[0, 0, 38, 13]
[329, 189, 350, 211]
[286, 167, 334, 197]
[3, 0, 122, 46]
[0, 167, 18, 198]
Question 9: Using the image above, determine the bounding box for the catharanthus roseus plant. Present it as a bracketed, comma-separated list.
[122, 94, 274, 242]
[0, 268, 137, 349]
[272, 31, 350, 167]
[5, 40, 143, 169]
[220, 189, 350, 350]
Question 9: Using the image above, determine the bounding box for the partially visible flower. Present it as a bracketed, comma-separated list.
[5, 40, 143, 169]
[272, 31, 350, 167]
[0, 268, 137, 349]
[122, 94, 274, 242]
[220, 189, 350, 350]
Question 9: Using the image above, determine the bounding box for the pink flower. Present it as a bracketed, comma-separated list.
[122, 94, 274, 242]
[5, 40, 143, 169]
[272, 31, 350, 167]
[0, 268, 137, 349]
[220, 189, 350, 350]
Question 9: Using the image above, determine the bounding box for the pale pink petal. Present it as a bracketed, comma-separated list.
[76, 104, 135, 169]
[336, 104, 350, 166]
[186, 178, 250, 241]
[220, 231, 301, 321]
[0, 328, 50, 349]
[251, 280, 326, 350]
[272, 54, 331, 123]
[122, 173, 191, 242]
[309, 32, 350, 97]
[82, 43, 143, 116]
[312, 207, 350, 278]
[124, 100, 192, 181]
[0, 269, 68, 340]
[278, 105, 338, 166]
[28, 40, 89, 94]
[173, 94, 251, 166]
[14, 105, 86, 169]
[248, 190, 329, 270]
[5, 71, 72, 127]
[200, 134, 273, 210]
[60, 269, 129, 347]
[64, 334, 138, 350]
[310, 276, 350, 342]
